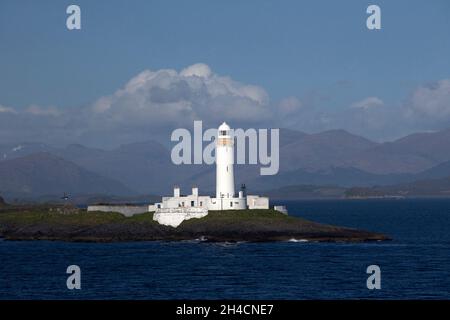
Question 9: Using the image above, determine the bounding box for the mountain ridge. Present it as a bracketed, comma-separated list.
[3, 127, 450, 198]
[0, 152, 133, 199]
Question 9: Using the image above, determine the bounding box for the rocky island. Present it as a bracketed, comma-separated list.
[0, 206, 390, 242]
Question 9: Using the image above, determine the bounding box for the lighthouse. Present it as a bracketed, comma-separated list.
[138, 121, 269, 215]
[89, 121, 274, 222]
[216, 122, 235, 199]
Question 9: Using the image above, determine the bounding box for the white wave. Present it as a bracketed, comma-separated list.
[288, 238, 309, 243]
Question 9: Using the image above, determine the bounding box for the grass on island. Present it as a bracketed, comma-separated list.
[187, 209, 295, 223]
[0, 206, 389, 242]
[0, 207, 293, 227]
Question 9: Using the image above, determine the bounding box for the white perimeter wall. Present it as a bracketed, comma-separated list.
[87, 205, 148, 217]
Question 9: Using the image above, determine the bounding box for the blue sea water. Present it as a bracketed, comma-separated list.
[1, 199, 450, 300]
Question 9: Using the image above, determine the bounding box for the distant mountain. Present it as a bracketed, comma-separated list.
[278, 128, 309, 147]
[0, 142, 57, 161]
[0, 153, 133, 199]
[53, 141, 205, 194]
[185, 129, 384, 191]
[347, 128, 450, 174]
[278, 129, 378, 172]
[3, 127, 450, 197]
[250, 166, 412, 189]
[0, 140, 206, 195]
[414, 160, 450, 180]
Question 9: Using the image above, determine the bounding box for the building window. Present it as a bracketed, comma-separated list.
[220, 130, 227, 136]
[200, 201, 203, 206]
[230, 201, 233, 207]
[182, 201, 185, 207]
[191, 201, 194, 207]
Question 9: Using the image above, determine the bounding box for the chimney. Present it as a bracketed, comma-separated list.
[240, 184, 247, 197]
[192, 186, 198, 196]
[174, 186, 180, 197]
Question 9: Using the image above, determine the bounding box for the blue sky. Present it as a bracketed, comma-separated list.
[1, 0, 450, 145]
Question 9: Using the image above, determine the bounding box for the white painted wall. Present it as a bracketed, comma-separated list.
[87, 205, 148, 217]
[247, 195, 269, 209]
[274, 205, 288, 215]
[153, 207, 208, 228]
[161, 194, 211, 209]
[209, 197, 246, 210]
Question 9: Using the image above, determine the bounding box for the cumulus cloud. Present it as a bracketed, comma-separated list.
[0, 63, 277, 146]
[180, 63, 212, 78]
[90, 63, 272, 135]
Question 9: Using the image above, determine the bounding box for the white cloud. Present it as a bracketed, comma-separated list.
[2, 68, 450, 146]
[180, 63, 212, 78]
[350, 97, 384, 110]
[90, 63, 272, 131]
[407, 79, 450, 118]
[26, 105, 60, 116]
[0, 105, 17, 114]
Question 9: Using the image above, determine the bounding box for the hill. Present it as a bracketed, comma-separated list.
[0, 153, 133, 199]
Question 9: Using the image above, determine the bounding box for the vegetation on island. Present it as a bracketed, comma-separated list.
[0, 205, 390, 243]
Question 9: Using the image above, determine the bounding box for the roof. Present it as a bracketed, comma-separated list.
[218, 122, 231, 131]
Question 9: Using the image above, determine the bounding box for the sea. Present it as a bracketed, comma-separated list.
[1, 199, 449, 300]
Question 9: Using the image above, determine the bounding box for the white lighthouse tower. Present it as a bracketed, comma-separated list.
[216, 122, 235, 199]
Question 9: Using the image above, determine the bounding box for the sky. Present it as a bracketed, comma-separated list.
[0, 0, 450, 147]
